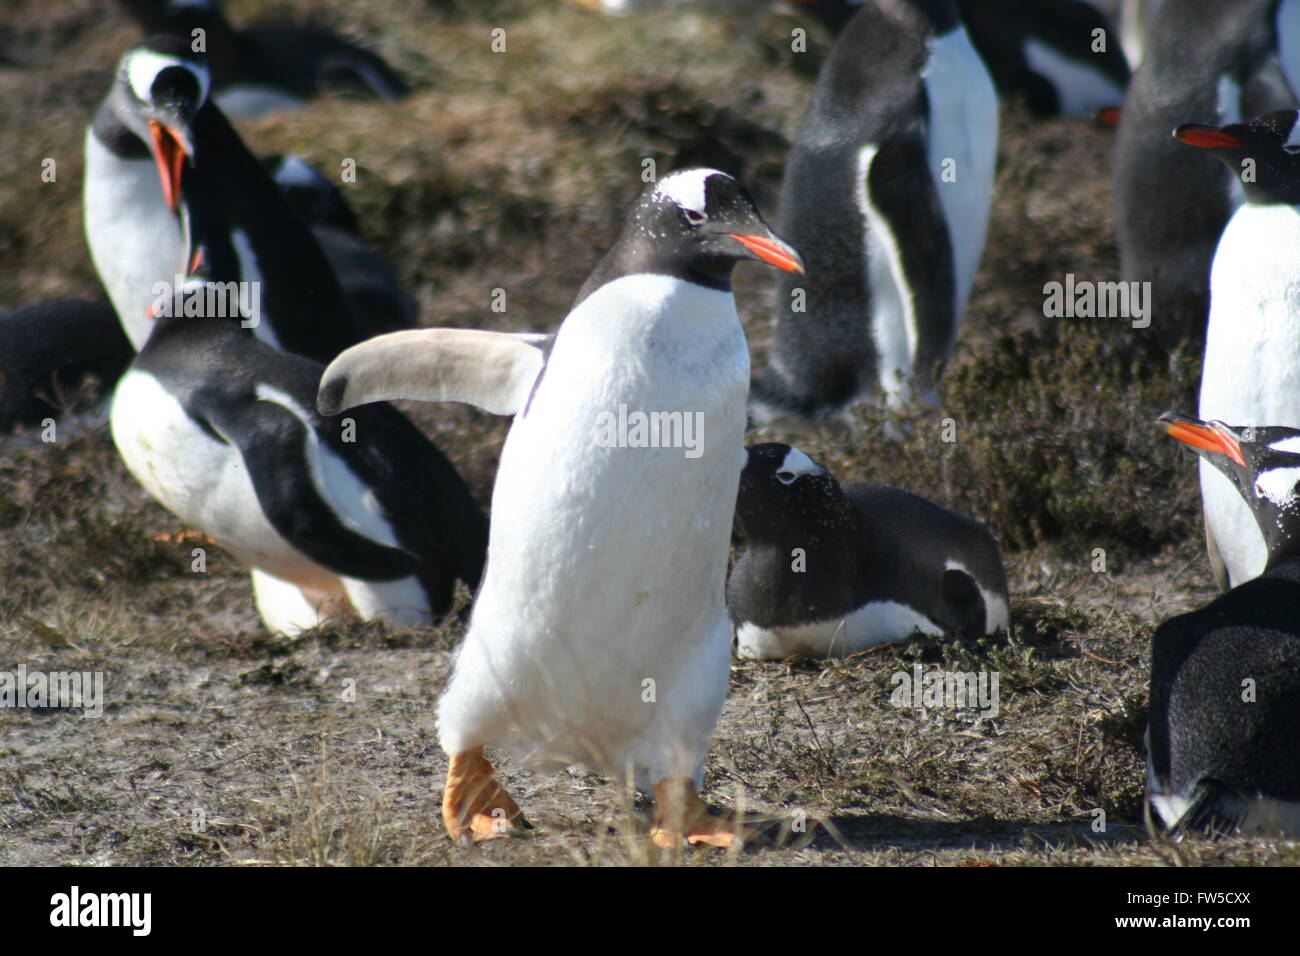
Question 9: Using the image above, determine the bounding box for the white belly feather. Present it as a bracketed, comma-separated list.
[438, 275, 747, 786]
[84, 131, 183, 351]
[1199, 203, 1300, 585]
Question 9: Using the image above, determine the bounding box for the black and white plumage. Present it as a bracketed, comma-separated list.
[728, 443, 1009, 659]
[263, 154, 417, 338]
[1149, 413, 1300, 836]
[85, 39, 415, 359]
[1174, 109, 1300, 588]
[785, 0, 1128, 118]
[751, 0, 997, 420]
[116, 0, 409, 118]
[1113, 0, 1300, 343]
[0, 300, 132, 433]
[110, 161, 486, 637]
[319, 168, 805, 846]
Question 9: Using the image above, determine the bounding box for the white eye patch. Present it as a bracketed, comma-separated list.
[1255, 465, 1300, 506]
[776, 447, 825, 484]
[655, 168, 724, 218]
[126, 50, 211, 108]
[1268, 433, 1300, 454]
[1285, 113, 1300, 153]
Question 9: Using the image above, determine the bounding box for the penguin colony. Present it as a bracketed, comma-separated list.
[3, 0, 1300, 850]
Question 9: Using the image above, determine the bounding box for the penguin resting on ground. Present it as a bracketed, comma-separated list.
[111, 153, 486, 637]
[751, 0, 997, 420]
[728, 443, 1009, 659]
[1150, 413, 1300, 837]
[0, 300, 132, 433]
[1175, 109, 1300, 587]
[318, 168, 805, 847]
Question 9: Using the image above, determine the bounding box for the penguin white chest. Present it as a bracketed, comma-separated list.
[1200, 203, 1300, 584]
[110, 369, 335, 589]
[83, 131, 183, 350]
[439, 275, 748, 782]
[922, 26, 999, 323]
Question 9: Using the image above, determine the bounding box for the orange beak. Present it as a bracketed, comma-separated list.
[726, 233, 805, 274]
[1160, 415, 1247, 467]
[1096, 106, 1121, 127]
[149, 118, 188, 212]
[1173, 125, 1245, 150]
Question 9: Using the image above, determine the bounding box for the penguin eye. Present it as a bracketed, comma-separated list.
[682, 208, 707, 226]
[776, 471, 798, 485]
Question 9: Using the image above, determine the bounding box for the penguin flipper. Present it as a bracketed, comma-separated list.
[317, 329, 552, 417]
[192, 388, 420, 581]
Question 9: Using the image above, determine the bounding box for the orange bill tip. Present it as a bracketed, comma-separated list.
[727, 233, 805, 274]
[1160, 416, 1247, 467]
[1174, 125, 1245, 149]
[148, 119, 187, 212]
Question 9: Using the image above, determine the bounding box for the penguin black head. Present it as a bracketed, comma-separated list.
[1174, 110, 1300, 205]
[109, 37, 211, 210]
[578, 169, 804, 302]
[736, 442, 857, 541]
[1160, 412, 1300, 568]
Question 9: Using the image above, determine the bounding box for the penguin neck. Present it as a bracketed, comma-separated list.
[90, 99, 150, 160]
[573, 245, 733, 309]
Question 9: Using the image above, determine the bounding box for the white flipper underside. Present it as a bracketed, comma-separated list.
[318, 328, 552, 416]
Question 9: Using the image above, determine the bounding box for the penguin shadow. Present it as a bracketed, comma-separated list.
[792, 813, 1146, 858]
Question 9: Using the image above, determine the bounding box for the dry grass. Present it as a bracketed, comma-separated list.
[1, 0, 1296, 866]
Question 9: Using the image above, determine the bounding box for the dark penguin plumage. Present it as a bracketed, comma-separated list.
[85, 39, 416, 359]
[1148, 413, 1300, 836]
[110, 154, 486, 636]
[1113, 0, 1299, 344]
[116, 0, 408, 118]
[752, 0, 998, 420]
[263, 154, 417, 337]
[0, 301, 132, 432]
[784, 0, 1129, 118]
[728, 443, 1009, 659]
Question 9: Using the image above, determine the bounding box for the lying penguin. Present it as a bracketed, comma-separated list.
[111, 149, 486, 637]
[728, 443, 1009, 659]
[1150, 413, 1300, 837]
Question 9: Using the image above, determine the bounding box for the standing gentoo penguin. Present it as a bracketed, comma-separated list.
[1149, 413, 1300, 836]
[751, 0, 997, 419]
[116, 0, 408, 118]
[728, 443, 1009, 659]
[85, 39, 415, 359]
[1113, 0, 1299, 343]
[111, 181, 486, 637]
[1174, 110, 1300, 588]
[784, 0, 1128, 119]
[318, 169, 805, 847]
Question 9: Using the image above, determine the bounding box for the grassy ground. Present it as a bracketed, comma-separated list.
[2, 0, 1296, 866]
